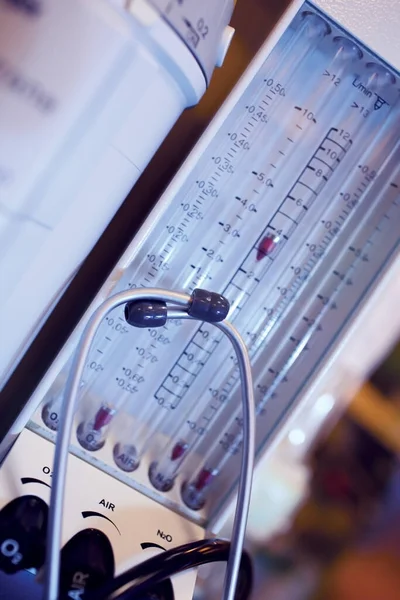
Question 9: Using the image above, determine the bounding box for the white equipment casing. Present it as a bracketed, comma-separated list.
[0, 0, 211, 385]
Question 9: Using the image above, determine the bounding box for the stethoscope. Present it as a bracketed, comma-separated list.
[43, 288, 255, 600]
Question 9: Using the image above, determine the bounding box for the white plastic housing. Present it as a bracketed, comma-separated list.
[0, 0, 206, 386]
[315, 0, 400, 71]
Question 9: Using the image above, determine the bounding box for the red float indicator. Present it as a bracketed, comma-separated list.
[194, 468, 217, 492]
[256, 234, 280, 261]
[171, 441, 188, 461]
[93, 405, 116, 431]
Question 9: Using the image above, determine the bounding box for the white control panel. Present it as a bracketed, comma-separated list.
[0, 429, 203, 598]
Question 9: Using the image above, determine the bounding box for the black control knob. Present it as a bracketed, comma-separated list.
[0, 495, 48, 574]
[59, 528, 114, 599]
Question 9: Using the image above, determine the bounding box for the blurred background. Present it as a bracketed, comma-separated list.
[231, 342, 400, 600]
[191, 342, 400, 600]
